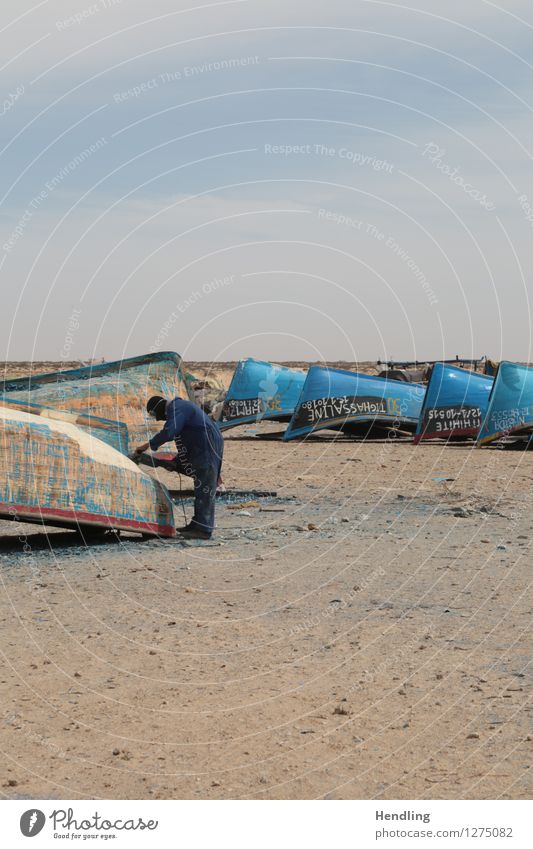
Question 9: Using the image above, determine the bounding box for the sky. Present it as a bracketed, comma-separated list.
[1, 0, 533, 363]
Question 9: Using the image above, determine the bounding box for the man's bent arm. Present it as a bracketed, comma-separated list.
[149, 406, 186, 450]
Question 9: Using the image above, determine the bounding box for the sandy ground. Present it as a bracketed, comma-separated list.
[0, 418, 531, 800]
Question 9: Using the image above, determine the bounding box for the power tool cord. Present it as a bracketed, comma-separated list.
[177, 472, 188, 526]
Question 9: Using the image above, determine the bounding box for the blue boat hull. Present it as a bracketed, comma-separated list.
[477, 361, 533, 445]
[218, 359, 306, 430]
[284, 366, 425, 440]
[415, 363, 493, 444]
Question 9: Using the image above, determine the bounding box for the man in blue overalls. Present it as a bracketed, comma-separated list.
[134, 395, 224, 540]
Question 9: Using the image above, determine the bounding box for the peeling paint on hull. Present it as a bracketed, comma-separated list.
[0, 402, 176, 537]
[1, 352, 190, 447]
[0, 501, 174, 536]
[0, 397, 130, 454]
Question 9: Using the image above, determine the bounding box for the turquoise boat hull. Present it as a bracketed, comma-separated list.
[415, 363, 493, 444]
[284, 366, 425, 441]
[477, 361, 533, 445]
[218, 359, 306, 430]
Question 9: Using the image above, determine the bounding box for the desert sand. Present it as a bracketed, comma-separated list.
[0, 363, 531, 800]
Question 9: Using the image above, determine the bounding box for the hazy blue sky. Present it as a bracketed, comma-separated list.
[1, 0, 532, 362]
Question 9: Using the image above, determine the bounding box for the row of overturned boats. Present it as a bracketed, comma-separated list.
[0, 352, 531, 540]
[218, 356, 532, 448]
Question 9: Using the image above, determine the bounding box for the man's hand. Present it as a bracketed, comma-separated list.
[134, 441, 150, 455]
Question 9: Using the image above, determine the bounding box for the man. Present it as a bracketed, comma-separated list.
[135, 395, 224, 540]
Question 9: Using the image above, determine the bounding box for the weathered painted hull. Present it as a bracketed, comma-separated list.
[477, 361, 533, 445]
[284, 366, 425, 440]
[0, 398, 130, 455]
[218, 359, 307, 430]
[0, 401, 175, 537]
[0, 352, 190, 446]
[414, 363, 493, 444]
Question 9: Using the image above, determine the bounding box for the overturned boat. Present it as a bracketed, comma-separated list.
[477, 361, 533, 446]
[218, 358, 306, 430]
[283, 366, 425, 441]
[414, 363, 494, 444]
[0, 352, 190, 446]
[0, 400, 175, 537]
